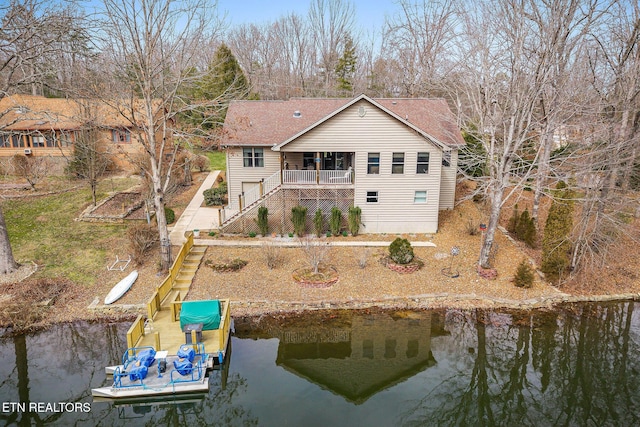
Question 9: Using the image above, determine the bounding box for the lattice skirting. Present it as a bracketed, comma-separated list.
[221, 187, 354, 235]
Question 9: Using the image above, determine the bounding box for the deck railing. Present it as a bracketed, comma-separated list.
[219, 299, 231, 359]
[146, 232, 194, 320]
[283, 169, 353, 185]
[126, 315, 145, 349]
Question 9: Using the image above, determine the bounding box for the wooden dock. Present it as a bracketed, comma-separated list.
[135, 299, 231, 357]
[126, 234, 231, 359]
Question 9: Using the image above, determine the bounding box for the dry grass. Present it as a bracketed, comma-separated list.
[186, 200, 566, 316]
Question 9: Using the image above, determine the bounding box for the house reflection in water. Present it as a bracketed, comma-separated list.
[267, 311, 445, 404]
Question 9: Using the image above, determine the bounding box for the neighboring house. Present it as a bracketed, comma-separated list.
[0, 94, 147, 172]
[220, 94, 465, 234]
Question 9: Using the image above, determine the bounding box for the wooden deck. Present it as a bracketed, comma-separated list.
[135, 299, 231, 357]
[127, 238, 231, 359]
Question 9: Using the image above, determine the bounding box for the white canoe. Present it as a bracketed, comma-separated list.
[104, 270, 138, 305]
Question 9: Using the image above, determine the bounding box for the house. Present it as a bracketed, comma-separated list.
[220, 94, 464, 234]
[0, 94, 147, 173]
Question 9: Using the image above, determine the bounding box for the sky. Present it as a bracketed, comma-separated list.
[217, 0, 396, 34]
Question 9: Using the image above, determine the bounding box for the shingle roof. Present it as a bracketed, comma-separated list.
[221, 94, 465, 149]
[0, 94, 143, 131]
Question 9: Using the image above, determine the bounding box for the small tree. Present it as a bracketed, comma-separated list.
[330, 207, 342, 236]
[348, 206, 361, 236]
[11, 154, 49, 191]
[314, 208, 324, 237]
[389, 238, 414, 265]
[541, 181, 574, 282]
[256, 206, 269, 236]
[164, 207, 175, 224]
[514, 259, 535, 288]
[515, 208, 537, 248]
[291, 205, 307, 237]
[261, 241, 284, 270]
[299, 236, 331, 274]
[128, 223, 159, 264]
[66, 112, 111, 206]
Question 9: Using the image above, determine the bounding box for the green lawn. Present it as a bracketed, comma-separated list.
[206, 151, 226, 171]
[2, 177, 138, 285]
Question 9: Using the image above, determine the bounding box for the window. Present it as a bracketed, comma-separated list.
[0, 134, 10, 148]
[417, 152, 430, 174]
[414, 190, 428, 203]
[366, 191, 378, 203]
[32, 135, 45, 147]
[363, 340, 374, 359]
[385, 339, 397, 359]
[392, 152, 404, 174]
[367, 152, 380, 174]
[303, 152, 315, 169]
[243, 147, 264, 167]
[12, 134, 24, 147]
[112, 129, 131, 143]
[442, 150, 451, 167]
[45, 132, 56, 147]
[406, 340, 419, 358]
[59, 131, 74, 147]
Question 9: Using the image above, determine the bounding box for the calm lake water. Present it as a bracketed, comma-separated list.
[1, 302, 640, 426]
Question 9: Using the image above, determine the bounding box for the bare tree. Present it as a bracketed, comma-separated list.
[455, 0, 545, 268]
[298, 236, 331, 274]
[528, 0, 603, 221]
[10, 153, 49, 190]
[308, 0, 356, 96]
[66, 101, 111, 206]
[383, 0, 458, 97]
[97, 0, 225, 270]
[568, 0, 640, 274]
[0, 0, 89, 97]
[0, 1, 91, 276]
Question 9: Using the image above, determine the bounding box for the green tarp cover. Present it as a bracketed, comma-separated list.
[180, 300, 221, 331]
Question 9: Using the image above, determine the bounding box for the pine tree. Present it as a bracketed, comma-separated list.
[541, 181, 574, 282]
[515, 208, 537, 248]
[514, 259, 535, 288]
[335, 35, 357, 95]
[183, 43, 252, 129]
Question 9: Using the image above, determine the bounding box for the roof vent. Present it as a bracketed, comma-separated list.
[293, 110, 302, 118]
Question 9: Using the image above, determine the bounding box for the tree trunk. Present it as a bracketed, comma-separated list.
[151, 161, 172, 272]
[532, 120, 554, 222]
[0, 206, 18, 275]
[479, 187, 502, 269]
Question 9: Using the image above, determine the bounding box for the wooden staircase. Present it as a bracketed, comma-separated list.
[221, 185, 281, 228]
[169, 245, 207, 296]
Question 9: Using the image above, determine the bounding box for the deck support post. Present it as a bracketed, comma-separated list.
[154, 331, 161, 351]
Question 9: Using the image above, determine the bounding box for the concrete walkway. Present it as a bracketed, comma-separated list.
[169, 171, 221, 245]
[192, 238, 436, 247]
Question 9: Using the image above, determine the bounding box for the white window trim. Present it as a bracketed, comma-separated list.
[366, 190, 379, 203]
[414, 190, 428, 204]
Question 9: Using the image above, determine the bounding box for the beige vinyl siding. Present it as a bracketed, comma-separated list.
[284, 100, 443, 233]
[226, 147, 280, 209]
[439, 149, 458, 210]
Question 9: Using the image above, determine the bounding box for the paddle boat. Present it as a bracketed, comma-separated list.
[91, 345, 212, 399]
[92, 299, 232, 399]
[104, 270, 138, 305]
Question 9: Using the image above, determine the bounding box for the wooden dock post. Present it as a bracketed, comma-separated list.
[154, 331, 161, 351]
